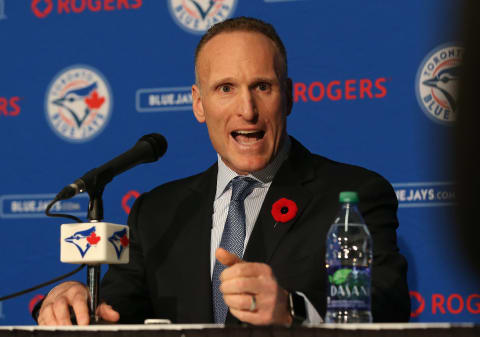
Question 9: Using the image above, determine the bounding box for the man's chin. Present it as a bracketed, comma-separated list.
[227, 158, 270, 175]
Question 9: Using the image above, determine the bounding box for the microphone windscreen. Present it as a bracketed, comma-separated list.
[139, 133, 168, 160]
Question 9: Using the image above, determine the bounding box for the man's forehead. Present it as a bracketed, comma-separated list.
[196, 31, 282, 81]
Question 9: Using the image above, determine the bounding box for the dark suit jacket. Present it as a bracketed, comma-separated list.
[100, 138, 410, 323]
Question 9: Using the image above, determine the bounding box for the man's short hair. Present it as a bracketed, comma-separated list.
[194, 16, 288, 84]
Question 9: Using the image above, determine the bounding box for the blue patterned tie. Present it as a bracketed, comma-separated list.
[212, 176, 257, 323]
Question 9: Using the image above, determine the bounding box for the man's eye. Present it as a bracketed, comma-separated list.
[258, 83, 270, 91]
[220, 85, 231, 93]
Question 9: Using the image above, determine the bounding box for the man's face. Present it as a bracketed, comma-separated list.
[192, 31, 292, 175]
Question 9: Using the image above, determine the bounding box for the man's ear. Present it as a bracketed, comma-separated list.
[192, 84, 206, 123]
[285, 78, 293, 116]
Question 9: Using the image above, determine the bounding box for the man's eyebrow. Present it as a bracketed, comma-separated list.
[210, 77, 279, 88]
[251, 77, 278, 84]
[210, 77, 236, 88]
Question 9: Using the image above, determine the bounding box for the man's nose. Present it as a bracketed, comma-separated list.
[238, 88, 258, 122]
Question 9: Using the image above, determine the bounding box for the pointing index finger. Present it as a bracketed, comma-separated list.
[215, 247, 243, 267]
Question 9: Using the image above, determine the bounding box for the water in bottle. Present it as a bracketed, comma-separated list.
[325, 191, 372, 323]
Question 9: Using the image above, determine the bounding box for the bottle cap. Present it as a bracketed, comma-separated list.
[339, 191, 359, 203]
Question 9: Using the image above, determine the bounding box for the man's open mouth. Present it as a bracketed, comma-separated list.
[231, 130, 265, 145]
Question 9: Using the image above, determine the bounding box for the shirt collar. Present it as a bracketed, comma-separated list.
[215, 136, 291, 199]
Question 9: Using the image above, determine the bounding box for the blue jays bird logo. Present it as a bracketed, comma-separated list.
[108, 228, 129, 259]
[45, 65, 112, 142]
[168, 0, 237, 34]
[64, 226, 101, 258]
[422, 65, 460, 114]
[416, 44, 463, 125]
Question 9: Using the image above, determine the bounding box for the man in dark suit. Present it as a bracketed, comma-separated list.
[36, 17, 410, 326]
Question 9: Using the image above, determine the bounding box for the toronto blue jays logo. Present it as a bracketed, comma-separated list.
[416, 43, 463, 125]
[168, 0, 237, 34]
[64, 226, 101, 258]
[45, 65, 112, 142]
[108, 228, 129, 259]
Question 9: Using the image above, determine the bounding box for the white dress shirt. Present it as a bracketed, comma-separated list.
[210, 137, 322, 323]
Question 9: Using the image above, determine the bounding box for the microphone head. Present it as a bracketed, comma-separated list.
[139, 133, 168, 161]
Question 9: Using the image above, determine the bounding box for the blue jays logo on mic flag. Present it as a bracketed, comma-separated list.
[45, 65, 112, 142]
[416, 43, 463, 125]
[168, 0, 237, 34]
[108, 228, 129, 259]
[64, 226, 101, 258]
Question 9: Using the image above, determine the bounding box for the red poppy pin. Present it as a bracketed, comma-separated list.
[271, 198, 298, 227]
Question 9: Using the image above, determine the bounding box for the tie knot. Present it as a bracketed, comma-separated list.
[230, 176, 257, 202]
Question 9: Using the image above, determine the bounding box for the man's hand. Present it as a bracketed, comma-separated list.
[37, 281, 119, 326]
[216, 248, 292, 325]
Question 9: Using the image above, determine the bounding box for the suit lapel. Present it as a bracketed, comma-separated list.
[244, 138, 315, 264]
[180, 164, 217, 322]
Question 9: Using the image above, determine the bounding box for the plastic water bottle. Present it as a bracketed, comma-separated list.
[325, 191, 373, 323]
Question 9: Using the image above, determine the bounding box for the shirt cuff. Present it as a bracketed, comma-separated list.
[296, 291, 323, 323]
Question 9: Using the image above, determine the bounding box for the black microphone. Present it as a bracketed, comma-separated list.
[55, 133, 167, 200]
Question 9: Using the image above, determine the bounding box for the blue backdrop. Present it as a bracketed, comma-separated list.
[1, 0, 477, 324]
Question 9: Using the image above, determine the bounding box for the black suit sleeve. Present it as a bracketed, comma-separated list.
[100, 193, 154, 323]
[357, 174, 410, 322]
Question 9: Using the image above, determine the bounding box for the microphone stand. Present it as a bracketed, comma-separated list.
[86, 183, 105, 324]
[54, 133, 167, 325]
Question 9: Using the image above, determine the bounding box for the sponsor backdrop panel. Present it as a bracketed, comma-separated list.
[0, 0, 475, 324]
